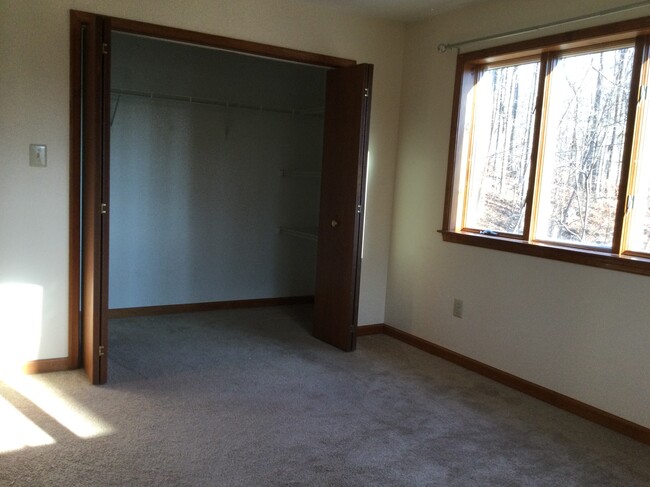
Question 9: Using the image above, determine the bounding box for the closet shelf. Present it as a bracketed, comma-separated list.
[280, 170, 321, 178]
[110, 88, 324, 118]
[278, 227, 318, 242]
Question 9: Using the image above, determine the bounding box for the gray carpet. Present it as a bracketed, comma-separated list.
[1, 305, 649, 486]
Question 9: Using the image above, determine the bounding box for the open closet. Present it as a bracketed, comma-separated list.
[109, 33, 326, 309]
[71, 12, 372, 384]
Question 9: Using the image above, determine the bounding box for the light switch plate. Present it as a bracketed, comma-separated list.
[29, 144, 47, 167]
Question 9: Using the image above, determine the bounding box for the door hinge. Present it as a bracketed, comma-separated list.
[98, 345, 105, 357]
[100, 203, 108, 214]
[102, 43, 109, 55]
[364, 88, 369, 98]
[627, 194, 635, 212]
[357, 204, 363, 214]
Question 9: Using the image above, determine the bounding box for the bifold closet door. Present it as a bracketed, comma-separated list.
[313, 63, 373, 352]
[79, 13, 111, 384]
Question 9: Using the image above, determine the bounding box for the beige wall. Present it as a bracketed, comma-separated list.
[387, 0, 650, 429]
[0, 0, 405, 362]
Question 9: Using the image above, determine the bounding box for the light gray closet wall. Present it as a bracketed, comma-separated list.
[109, 33, 326, 308]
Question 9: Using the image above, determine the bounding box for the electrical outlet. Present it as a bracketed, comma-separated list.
[453, 298, 463, 318]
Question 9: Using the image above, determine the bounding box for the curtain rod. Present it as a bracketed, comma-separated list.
[437, 0, 650, 53]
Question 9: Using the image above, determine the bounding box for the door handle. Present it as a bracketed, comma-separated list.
[330, 219, 339, 228]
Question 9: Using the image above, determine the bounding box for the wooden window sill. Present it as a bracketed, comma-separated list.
[440, 230, 650, 277]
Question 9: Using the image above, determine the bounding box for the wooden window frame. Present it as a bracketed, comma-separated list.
[442, 16, 650, 277]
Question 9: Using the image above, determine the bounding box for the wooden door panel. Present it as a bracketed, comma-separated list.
[81, 15, 110, 384]
[99, 16, 111, 384]
[313, 64, 373, 351]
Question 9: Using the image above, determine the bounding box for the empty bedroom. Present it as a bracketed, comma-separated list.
[1, 0, 650, 485]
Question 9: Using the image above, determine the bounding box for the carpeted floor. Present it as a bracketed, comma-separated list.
[1, 305, 649, 486]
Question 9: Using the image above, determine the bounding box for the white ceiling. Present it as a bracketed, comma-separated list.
[303, 0, 493, 22]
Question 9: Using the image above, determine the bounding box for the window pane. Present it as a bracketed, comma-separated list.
[535, 47, 634, 247]
[464, 61, 539, 235]
[626, 70, 650, 253]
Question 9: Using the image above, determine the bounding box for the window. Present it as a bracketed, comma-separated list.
[463, 60, 539, 236]
[443, 17, 650, 276]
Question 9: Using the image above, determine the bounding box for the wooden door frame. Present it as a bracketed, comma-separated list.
[69, 10, 361, 377]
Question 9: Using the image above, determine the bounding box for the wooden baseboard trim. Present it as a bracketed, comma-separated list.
[108, 295, 315, 319]
[21, 357, 75, 375]
[359, 323, 649, 445]
[356, 324, 386, 336]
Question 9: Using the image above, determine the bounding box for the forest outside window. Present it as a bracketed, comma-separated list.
[443, 17, 650, 275]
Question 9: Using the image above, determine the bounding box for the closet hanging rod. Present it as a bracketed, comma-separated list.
[110, 88, 324, 117]
[437, 0, 650, 52]
[278, 227, 319, 242]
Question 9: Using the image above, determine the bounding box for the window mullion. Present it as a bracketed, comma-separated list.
[613, 36, 648, 255]
[525, 53, 556, 243]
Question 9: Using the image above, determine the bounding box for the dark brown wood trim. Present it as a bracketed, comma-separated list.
[107, 296, 315, 319]
[461, 15, 650, 63]
[441, 230, 650, 277]
[365, 323, 650, 445]
[356, 324, 386, 336]
[103, 14, 355, 68]
[22, 358, 75, 375]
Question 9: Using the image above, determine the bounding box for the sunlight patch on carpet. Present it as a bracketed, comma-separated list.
[1, 373, 114, 441]
[0, 394, 55, 453]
